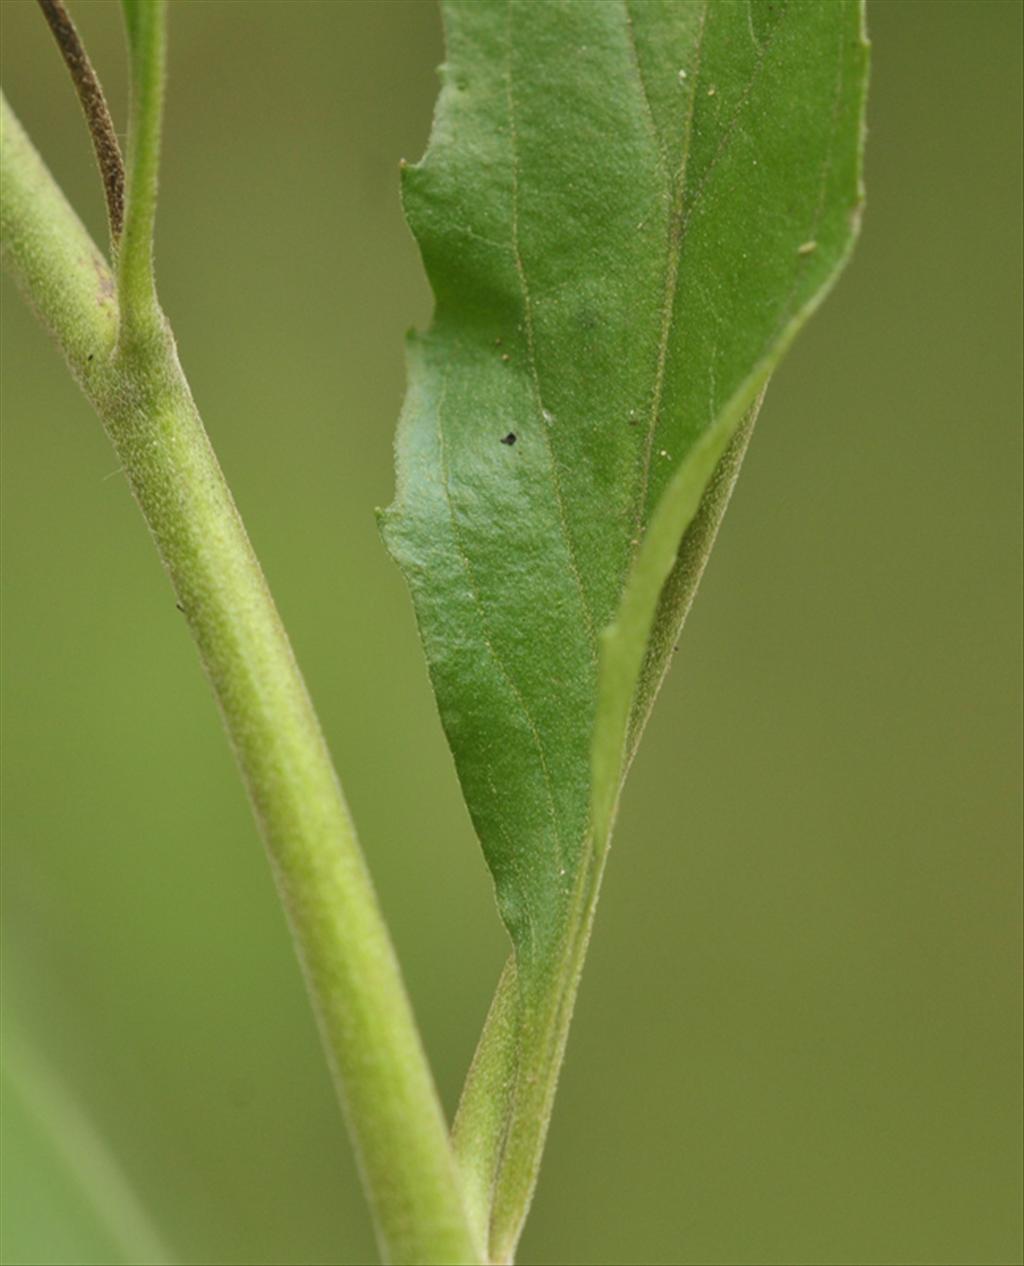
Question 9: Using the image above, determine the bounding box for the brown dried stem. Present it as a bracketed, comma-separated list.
[36, 0, 124, 245]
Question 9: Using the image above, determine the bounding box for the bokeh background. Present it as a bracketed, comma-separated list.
[2, 2, 1021, 1264]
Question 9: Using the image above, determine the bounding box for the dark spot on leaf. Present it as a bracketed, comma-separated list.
[501, 433, 517, 446]
[87, 353, 94, 361]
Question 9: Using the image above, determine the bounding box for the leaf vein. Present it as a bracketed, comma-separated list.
[631, 0, 710, 540]
[622, 0, 669, 178]
[633, 0, 791, 536]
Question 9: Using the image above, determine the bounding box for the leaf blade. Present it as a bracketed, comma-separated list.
[385, 2, 867, 1247]
[388, 0, 866, 971]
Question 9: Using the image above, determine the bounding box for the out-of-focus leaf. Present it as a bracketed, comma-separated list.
[1, 1024, 172, 1266]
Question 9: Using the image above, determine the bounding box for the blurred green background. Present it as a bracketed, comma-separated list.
[1, 2, 1020, 1263]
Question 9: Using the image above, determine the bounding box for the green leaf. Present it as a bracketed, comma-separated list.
[2, 1023, 172, 1265]
[383, 0, 866, 1249]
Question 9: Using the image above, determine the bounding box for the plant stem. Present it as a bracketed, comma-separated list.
[480, 399, 765, 1263]
[36, 0, 124, 248]
[486, 870, 600, 1266]
[1, 93, 481, 1266]
[451, 955, 519, 1253]
[118, 0, 164, 334]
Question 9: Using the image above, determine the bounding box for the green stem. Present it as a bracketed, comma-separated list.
[451, 955, 519, 1253]
[487, 867, 602, 1266]
[1, 93, 481, 1266]
[118, 0, 164, 332]
[481, 401, 765, 1264]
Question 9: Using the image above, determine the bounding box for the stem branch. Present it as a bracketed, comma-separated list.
[1, 92, 480, 1266]
[36, 0, 124, 247]
[118, 0, 164, 335]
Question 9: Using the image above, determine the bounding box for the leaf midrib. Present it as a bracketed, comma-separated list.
[629, 0, 801, 543]
[628, 0, 710, 545]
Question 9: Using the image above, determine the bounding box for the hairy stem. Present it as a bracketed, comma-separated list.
[36, 0, 124, 247]
[452, 955, 519, 1253]
[1, 92, 480, 1266]
[118, 0, 164, 334]
[487, 870, 599, 1265]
